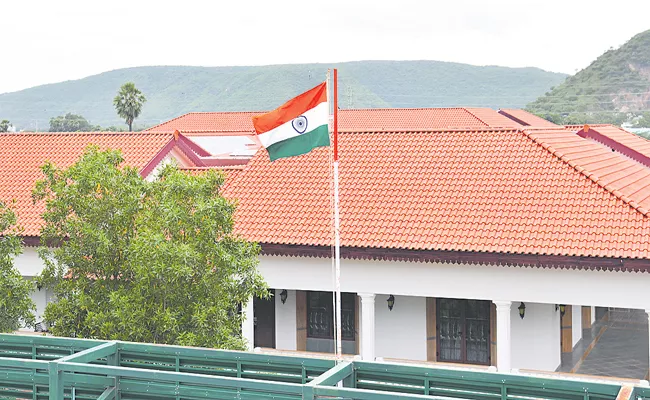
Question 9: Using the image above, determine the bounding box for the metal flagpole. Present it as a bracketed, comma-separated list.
[326, 69, 337, 359]
[332, 68, 342, 361]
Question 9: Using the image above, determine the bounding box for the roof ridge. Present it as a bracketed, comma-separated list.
[144, 112, 193, 131]
[341, 107, 477, 112]
[2, 131, 170, 136]
[339, 127, 519, 133]
[521, 129, 650, 217]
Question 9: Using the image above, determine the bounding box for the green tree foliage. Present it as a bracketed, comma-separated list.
[113, 82, 146, 131]
[49, 113, 101, 132]
[527, 29, 650, 127]
[0, 120, 12, 132]
[0, 202, 36, 332]
[33, 147, 266, 348]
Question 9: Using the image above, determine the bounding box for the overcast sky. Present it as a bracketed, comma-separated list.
[1, 0, 649, 94]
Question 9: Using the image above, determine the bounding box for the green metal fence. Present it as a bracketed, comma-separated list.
[0, 334, 636, 400]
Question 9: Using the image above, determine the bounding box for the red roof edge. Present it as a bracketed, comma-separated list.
[174, 137, 207, 167]
[140, 137, 177, 178]
[177, 133, 211, 157]
[580, 126, 650, 169]
[523, 128, 650, 217]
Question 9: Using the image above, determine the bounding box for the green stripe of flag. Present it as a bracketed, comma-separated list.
[266, 124, 330, 161]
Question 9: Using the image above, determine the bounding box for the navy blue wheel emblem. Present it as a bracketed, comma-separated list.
[292, 115, 308, 134]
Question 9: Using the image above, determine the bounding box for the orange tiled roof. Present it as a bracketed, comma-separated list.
[223, 127, 650, 259]
[0, 132, 174, 236]
[145, 108, 524, 134]
[146, 112, 261, 133]
[498, 109, 559, 127]
[463, 108, 523, 128]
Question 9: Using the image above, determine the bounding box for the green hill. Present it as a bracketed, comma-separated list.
[528, 30, 650, 126]
[0, 61, 566, 131]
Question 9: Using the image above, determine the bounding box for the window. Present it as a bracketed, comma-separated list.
[307, 291, 355, 340]
[437, 299, 490, 365]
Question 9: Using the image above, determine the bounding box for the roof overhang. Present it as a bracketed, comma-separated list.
[260, 243, 650, 273]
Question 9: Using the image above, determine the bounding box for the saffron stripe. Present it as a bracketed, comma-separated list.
[266, 125, 330, 161]
[252, 82, 327, 134]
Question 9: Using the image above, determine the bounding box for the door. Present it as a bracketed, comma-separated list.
[437, 299, 490, 365]
[254, 292, 275, 349]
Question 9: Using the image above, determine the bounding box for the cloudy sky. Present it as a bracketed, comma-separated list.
[1, 0, 649, 94]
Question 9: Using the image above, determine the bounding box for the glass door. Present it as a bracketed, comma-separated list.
[437, 299, 490, 365]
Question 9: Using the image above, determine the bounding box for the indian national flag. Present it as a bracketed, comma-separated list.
[252, 82, 329, 161]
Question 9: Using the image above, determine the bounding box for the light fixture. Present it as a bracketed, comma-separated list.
[387, 295, 395, 311]
[280, 290, 288, 304]
[555, 304, 566, 317]
[518, 302, 526, 319]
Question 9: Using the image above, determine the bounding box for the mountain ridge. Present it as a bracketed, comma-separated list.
[0, 61, 567, 131]
[527, 29, 650, 126]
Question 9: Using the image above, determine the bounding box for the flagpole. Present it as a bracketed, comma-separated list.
[332, 68, 342, 361]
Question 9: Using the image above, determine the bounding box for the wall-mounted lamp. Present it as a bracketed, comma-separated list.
[387, 295, 395, 311]
[518, 302, 526, 319]
[555, 304, 566, 317]
[280, 290, 288, 304]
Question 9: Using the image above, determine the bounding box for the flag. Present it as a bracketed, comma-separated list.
[252, 82, 329, 161]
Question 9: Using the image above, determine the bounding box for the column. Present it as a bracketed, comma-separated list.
[242, 296, 255, 351]
[646, 310, 650, 379]
[359, 293, 376, 361]
[493, 301, 512, 373]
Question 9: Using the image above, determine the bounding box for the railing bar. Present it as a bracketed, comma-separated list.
[59, 362, 304, 394]
[96, 387, 116, 400]
[58, 342, 117, 364]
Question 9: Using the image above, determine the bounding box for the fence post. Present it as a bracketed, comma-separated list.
[48, 361, 64, 400]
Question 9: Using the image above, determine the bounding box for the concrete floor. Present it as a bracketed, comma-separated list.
[558, 309, 648, 380]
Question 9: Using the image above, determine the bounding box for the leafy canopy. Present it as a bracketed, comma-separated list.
[34, 147, 266, 349]
[49, 113, 101, 132]
[0, 202, 36, 332]
[113, 82, 146, 131]
[0, 120, 12, 132]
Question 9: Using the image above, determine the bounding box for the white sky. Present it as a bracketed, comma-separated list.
[1, 0, 649, 94]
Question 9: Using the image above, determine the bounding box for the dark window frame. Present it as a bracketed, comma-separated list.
[436, 298, 491, 366]
[307, 291, 355, 340]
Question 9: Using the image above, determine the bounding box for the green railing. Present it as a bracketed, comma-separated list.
[0, 334, 637, 400]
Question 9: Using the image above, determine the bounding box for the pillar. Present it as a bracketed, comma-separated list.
[646, 310, 650, 379]
[493, 301, 512, 372]
[426, 298, 437, 362]
[582, 306, 592, 330]
[359, 293, 376, 361]
[561, 305, 573, 353]
[242, 296, 255, 351]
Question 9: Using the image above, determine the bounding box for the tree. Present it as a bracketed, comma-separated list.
[33, 147, 266, 348]
[0, 202, 35, 332]
[49, 113, 101, 132]
[0, 120, 12, 132]
[113, 82, 146, 132]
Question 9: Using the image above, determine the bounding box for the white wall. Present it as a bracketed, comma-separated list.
[375, 295, 426, 361]
[572, 305, 582, 348]
[258, 255, 650, 309]
[511, 302, 561, 371]
[275, 289, 297, 351]
[14, 247, 46, 277]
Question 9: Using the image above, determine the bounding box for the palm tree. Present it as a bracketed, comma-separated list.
[113, 82, 146, 131]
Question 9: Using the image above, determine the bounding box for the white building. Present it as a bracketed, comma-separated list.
[6, 109, 650, 379]
[218, 113, 650, 376]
